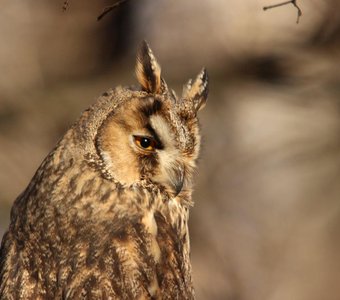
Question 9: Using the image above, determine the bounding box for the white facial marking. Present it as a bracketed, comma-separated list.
[149, 115, 179, 169]
[149, 115, 183, 195]
[149, 115, 173, 147]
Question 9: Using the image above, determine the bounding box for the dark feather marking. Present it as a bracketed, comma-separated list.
[98, 256, 106, 272]
[84, 274, 97, 296]
[140, 98, 163, 118]
[86, 244, 97, 267]
[69, 174, 78, 191]
[100, 189, 111, 203]
[80, 177, 97, 197]
[107, 247, 123, 297]
[138, 42, 158, 92]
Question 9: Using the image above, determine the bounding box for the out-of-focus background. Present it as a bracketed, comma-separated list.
[1, 0, 340, 299]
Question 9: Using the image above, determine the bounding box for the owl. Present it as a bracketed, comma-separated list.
[0, 41, 208, 299]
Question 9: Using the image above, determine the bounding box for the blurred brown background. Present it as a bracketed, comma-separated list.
[1, 0, 340, 299]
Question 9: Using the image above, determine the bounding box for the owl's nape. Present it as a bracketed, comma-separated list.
[0, 41, 209, 300]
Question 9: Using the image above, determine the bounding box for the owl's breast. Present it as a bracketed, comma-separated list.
[1, 155, 193, 299]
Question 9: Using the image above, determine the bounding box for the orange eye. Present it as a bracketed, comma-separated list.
[133, 136, 157, 151]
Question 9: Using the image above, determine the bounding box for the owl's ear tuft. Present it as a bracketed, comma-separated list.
[182, 68, 209, 113]
[136, 41, 162, 94]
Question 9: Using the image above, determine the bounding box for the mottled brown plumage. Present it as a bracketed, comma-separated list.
[0, 41, 208, 299]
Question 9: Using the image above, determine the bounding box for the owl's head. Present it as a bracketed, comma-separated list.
[86, 41, 208, 198]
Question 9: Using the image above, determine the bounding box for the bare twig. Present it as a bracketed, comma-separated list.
[263, 0, 292, 10]
[291, 0, 302, 23]
[62, 0, 128, 19]
[97, 0, 129, 21]
[263, 0, 302, 24]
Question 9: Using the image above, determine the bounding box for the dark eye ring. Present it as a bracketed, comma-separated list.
[133, 136, 157, 151]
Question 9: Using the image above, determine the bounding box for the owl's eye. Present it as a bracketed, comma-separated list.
[133, 136, 157, 151]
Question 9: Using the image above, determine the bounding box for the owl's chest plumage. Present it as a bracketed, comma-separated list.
[0, 154, 193, 299]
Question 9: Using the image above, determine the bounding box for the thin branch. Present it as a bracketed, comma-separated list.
[291, 0, 302, 23]
[263, 0, 302, 24]
[263, 0, 292, 10]
[97, 0, 129, 21]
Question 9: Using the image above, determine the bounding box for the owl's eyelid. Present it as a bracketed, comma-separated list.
[133, 134, 154, 140]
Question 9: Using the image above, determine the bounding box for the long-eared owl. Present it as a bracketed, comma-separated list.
[0, 41, 208, 299]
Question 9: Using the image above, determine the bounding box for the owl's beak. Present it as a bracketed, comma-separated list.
[168, 165, 185, 197]
[173, 176, 184, 197]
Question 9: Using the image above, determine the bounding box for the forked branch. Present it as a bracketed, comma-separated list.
[263, 0, 302, 23]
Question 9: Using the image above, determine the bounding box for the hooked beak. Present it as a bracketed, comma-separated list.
[167, 165, 185, 197]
